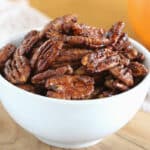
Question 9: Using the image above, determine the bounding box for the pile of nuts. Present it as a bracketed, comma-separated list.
[0, 15, 148, 100]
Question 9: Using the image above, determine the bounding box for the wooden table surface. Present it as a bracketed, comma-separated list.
[0, 103, 150, 150]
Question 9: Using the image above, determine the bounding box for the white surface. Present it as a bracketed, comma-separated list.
[0, 32, 150, 148]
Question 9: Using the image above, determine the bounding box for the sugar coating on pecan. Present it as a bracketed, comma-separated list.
[45, 75, 94, 99]
[0, 44, 16, 69]
[4, 56, 31, 84]
[81, 49, 120, 72]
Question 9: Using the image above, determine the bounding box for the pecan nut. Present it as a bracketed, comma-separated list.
[0, 44, 16, 69]
[64, 22, 105, 38]
[15, 30, 40, 56]
[31, 40, 63, 72]
[105, 76, 128, 91]
[110, 65, 134, 86]
[107, 21, 125, 45]
[45, 75, 94, 99]
[64, 35, 110, 49]
[32, 65, 73, 85]
[56, 48, 91, 63]
[129, 61, 148, 77]
[81, 49, 120, 72]
[41, 14, 77, 38]
[4, 56, 31, 84]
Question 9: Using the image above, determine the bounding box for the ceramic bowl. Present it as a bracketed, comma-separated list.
[0, 33, 150, 149]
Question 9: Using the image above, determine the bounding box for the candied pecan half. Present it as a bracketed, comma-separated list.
[110, 65, 134, 86]
[4, 56, 31, 84]
[56, 48, 91, 63]
[30, 40, 48, 68]
[129, 61, 148, 77]
[0, 44, 16, 69]
[41, 14, 77, 37]
[32, 65, 73, 85]
[63, 22, 105, 38]
[81, 49, 120, 72]
[107, 21, 125, 45]
[15, 30, 40, 56]
[31, 40, 63, 72]
[113, 33, 130, 51]
[45, 75, 94, 99]
[64, 35, 110, 48]
[17, 84, 36, 93]
[105, 76, 128, 91]
[123, 46, 139, 60]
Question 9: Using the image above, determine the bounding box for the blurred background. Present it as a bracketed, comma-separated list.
[0, 0, 150, 49]
[30, 0, 128, 30]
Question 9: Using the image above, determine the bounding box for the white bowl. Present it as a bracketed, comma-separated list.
[0, 33, 150, 149]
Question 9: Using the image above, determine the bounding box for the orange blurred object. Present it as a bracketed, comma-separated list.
[128, 0, 150, 49]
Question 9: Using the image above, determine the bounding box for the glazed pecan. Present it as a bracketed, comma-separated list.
[4, 56, 31, 84]
[105, 76, 128, 91]
[32, 65, 73, 85]
[56, 48, 91, 63]
[31, 40, 63, 72]
[45, 75, 94, 99]
[113, 33, 129, 51]
[129, 61, 148, 77]
[123, 46, 139, 60]
[0, 44, 16, 69]
[81, 49, 120, 72]
[107, 21, 125, 45]
[17, 84, 36, 93]
[63, 22, 105, 38]
[110, 65, 134, 86]
[41, 14, 77, 38]
[64, 35, 110, 49]
[15, 30, 40, 56]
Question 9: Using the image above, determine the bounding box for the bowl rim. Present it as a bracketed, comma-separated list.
[0, 36, 150, 104]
